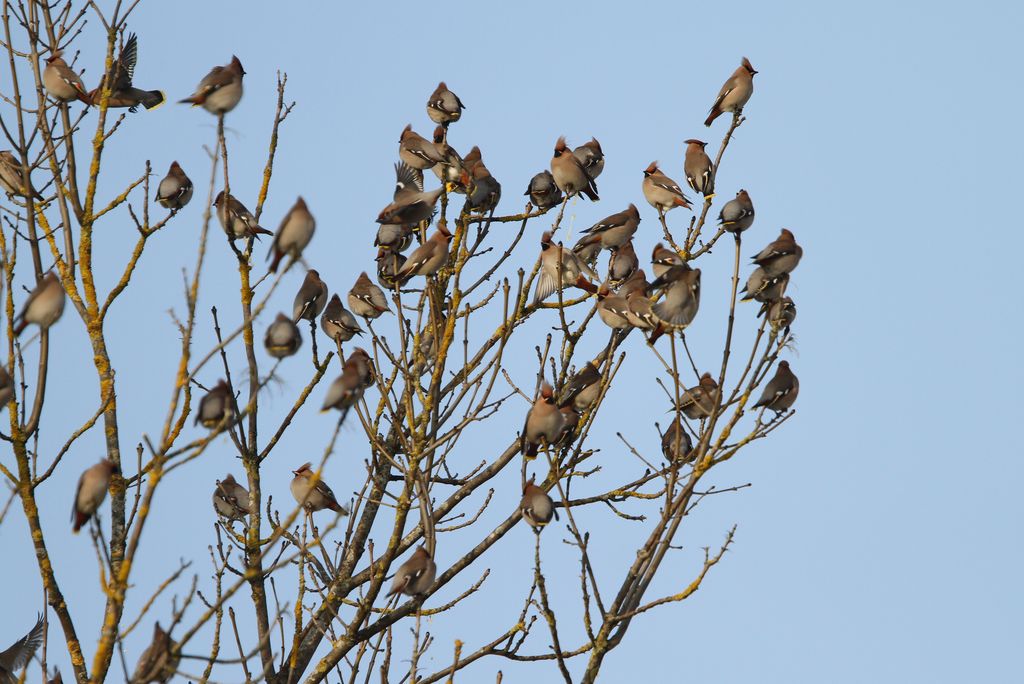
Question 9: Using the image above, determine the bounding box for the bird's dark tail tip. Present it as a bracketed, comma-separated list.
[144, 90, 166, 110]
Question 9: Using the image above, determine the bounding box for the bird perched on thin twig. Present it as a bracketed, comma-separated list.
[130, 622, 179, 684]
[43, 50, 90, 104]
[661, 418, 694, 463]
[72, 459, 117, 533]
[269, 197, 315, 273]
[348, 272, 390, 319]
[399, 124, 445, 172]
[576, 204, 641, 252]
[753, 360, 799, 413]
[550, 137, 599, 200]
[0, 614, 44, 684]
[14, 271, 65, 336]
[522, 382, 567, 459]
[0, 150, 43, 200]
[520, 476, 557, 529]
[740, 268, 788, 303]
[705, 57, 757, 127]
[683, 139, 714, 196]
[426, 81, 464, 128]
[195, 379, 236, 429]
[572, 137, 605, 180]
[642, 162, 691, 215]
[155, 162, 192, 211]
[264, 313, 303, 358]
[524, 170, 563, 210]
[676, 373, 721, 420]
[179, 55, 244, 115]
[388, 547, 437, 597]
[651, 243, 685, 279]
[395, 225, 452, 282]
[214, 192, 272, 240]
[290, 463, 347, 515]
[761, 296, 796, 333]
[292, 269, 329, 322]
[751, 228, 802, 275]
[88, 33, 164, 111]
[213, 473, 249, 522]
[718, 189, 755, 236]
[320, 294, 364, 344]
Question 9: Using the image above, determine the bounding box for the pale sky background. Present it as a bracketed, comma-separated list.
[3, 1, 1022, 682]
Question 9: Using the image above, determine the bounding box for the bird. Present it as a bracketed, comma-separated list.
[560, 362, 602, 412]
[0, 366, 12, 406]
[753, 360, 799, 413]
[213, 192, 272, 240]
[14, 271, 65, 336]
[375, 248, 407, 289]
[677, 373, 721, 420]
[576, 204, 641, 252]
[345, 348, 375, 389]
[651, 243, 685, 279]
[194, 379, 236, 429]
[47, 668, 63, 684]
[42, 51, 90, 103]
[388, 546, 437, 597]
[534, 231, 598, 303]
[683, 139, 714, 196]
[130, 622, 179, 684]
[596, 286, 632, 331]
[461, 146, 483, 178]
[376, 162, 443, 226]
[649, 266, 701, 343]
[557, 405, 580, 445]
[0, 614, 44, 684]
[663, 417, 696, 464]
[88, 33, 164, 111]
[430, 125, 464, 187]
[320, 294, 364, 344]
[625, 289, 658, 330]
[718, 189, 755, 235]
[609, 240, 639, 283]
[466, 162, 501, 213]
[321, 350, 373, 421]
[618, 268, 651, 299]
[264, 312, 303, 358]
[520, 476, 557, 528]
[290, 463, 347, 515]
[292, 269, 329, 322]
[550, 137, 599, 200]
[71, 458, 117, 533]
[426, 81, 464, 127]
[179, 56, 244, 115]
[705, 57, 757, 127]
[751, 228, 802, 275]
[212, 473, 249, 521]
[375, 222, 414, 252]
[740, 268, 789, 303]
[155, 162, 192, 211]
[394, 225, 452, 282]
[269, 197, 315, 273]
[762, 296, 796, 333]
[0, 150, 43, 200]
[642, 162, 691, 215]
[572, 137, 605, 180]
[661, 418, 694, 463]
[348, 272, 390, 319]
[399, 124, 445, 171]
[524, 170, 563, 210]
[522, 382, 568, 459]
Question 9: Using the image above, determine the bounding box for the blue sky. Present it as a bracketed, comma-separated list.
[3, 1, 1022, 682]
